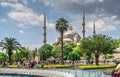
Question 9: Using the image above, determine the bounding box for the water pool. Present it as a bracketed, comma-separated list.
[0, 74, 43, 77]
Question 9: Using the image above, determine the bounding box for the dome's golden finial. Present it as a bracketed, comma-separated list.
[69, 26, 73, 31]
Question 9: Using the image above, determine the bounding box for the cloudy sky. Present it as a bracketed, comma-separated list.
[0, 0, 120, 50]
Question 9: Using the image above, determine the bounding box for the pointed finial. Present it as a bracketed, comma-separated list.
[82, 8, 85, 26]
[69, 26, 73, 31]
[44, 13, 46, 25]
[93, 21, 96, 36]
[82, 8, 85, 17]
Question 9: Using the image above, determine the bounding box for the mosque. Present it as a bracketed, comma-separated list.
[42, 10, 120, 61]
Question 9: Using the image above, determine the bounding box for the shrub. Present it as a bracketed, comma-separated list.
[78, 64, 116, 70]
[8, 65, 18, 68]
[37, 64, 73, 69]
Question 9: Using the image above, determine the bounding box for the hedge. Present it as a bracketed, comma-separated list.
[78, 64, 116, 70]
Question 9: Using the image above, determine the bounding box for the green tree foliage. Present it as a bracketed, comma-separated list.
[0, 52, 8, 62]
[0, 37, 21, 64]
[64, 42, 76, 60]
[114, 38, 120, 48]
[55, 17, 69, 64]
[11, 54, 17, 62]
[39, 44, 53, 61]
[17, 47, 31, 61]
[80, 34, 116, 65]
[73, 46, 83, 56]
[103, 54, 113, 59]
[67, 51, 80, 66]
[52, 45, 61, 58]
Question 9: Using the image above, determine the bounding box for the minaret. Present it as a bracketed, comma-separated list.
[43, 13, 47, 45]
[82, 9, 85, 39]
[93, 21, 96, 36]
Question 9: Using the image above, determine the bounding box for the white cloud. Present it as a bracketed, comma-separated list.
[19, 30, 25, 34]
[47, 22, 55, 29]
[8, 11, 44, 26]
[99, 0, 104, 2]
[25, 44, 42, 50]
[69, 13, 118, 37]
[0, 19, 6, 22]
[87, 20, 116, 32]
[32, 0, 36, 3]
[0, 2, 32, 12]
[22, 0, 28, 5]
[17, 23, 29, 29]
[4, 0, 18, 3]
[86, 14, 117, 32]
[0, 2, 55, 29]
[85, 0, 104, 3]
[0, 2, 47, 28]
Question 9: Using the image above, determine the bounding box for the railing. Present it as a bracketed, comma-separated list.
[0, 68, 75, 77]
[0, 68, 113, 77]
[51, 69, 112, 77]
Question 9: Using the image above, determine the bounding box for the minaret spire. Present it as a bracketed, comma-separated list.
[43, 13, 47, 45]
[93, 21, 96, 36]
[82, 8, 85, 39]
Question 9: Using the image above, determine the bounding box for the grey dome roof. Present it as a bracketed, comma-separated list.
[63, 38, 73, 42]
[64, 31, 76, 35]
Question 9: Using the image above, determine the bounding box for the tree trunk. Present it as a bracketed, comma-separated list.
[61, 31, 64, 64]
[33, 55, 35, 60]
[95, 54, 99, 65]
[8, 50, 12, 65]
[73, 60, 75, 66]
[9, 54, 12, 65]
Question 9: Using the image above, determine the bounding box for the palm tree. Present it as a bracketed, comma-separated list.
[0, 37, 21, 64]
[55, 17, 69, 64]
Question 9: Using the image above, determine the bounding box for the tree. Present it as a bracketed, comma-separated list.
[103, 54, 114, 64]
[114, 38, 120, 48]
[18, 47, 31, 61]
[67, 51, 80, 66]
[0, 52, 8, 62]
[0, 37, 21, 64]
[73, 43, 93, 61]
[39, 44, 53, 61]
[80, 34, 116, 65]
[55, 17, 69, 64]
[64, 42, 76, 60]
[52, 45, 61, 58]
[73, 46, 84, 56]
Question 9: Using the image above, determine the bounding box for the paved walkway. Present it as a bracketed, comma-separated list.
[0, 68, 75, 77]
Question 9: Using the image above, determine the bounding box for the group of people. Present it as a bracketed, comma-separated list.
[2, 62, 8, 68]
[17, 60, 37, 68]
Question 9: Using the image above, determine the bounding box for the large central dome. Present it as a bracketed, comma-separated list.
[54, 26, 81, 45]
